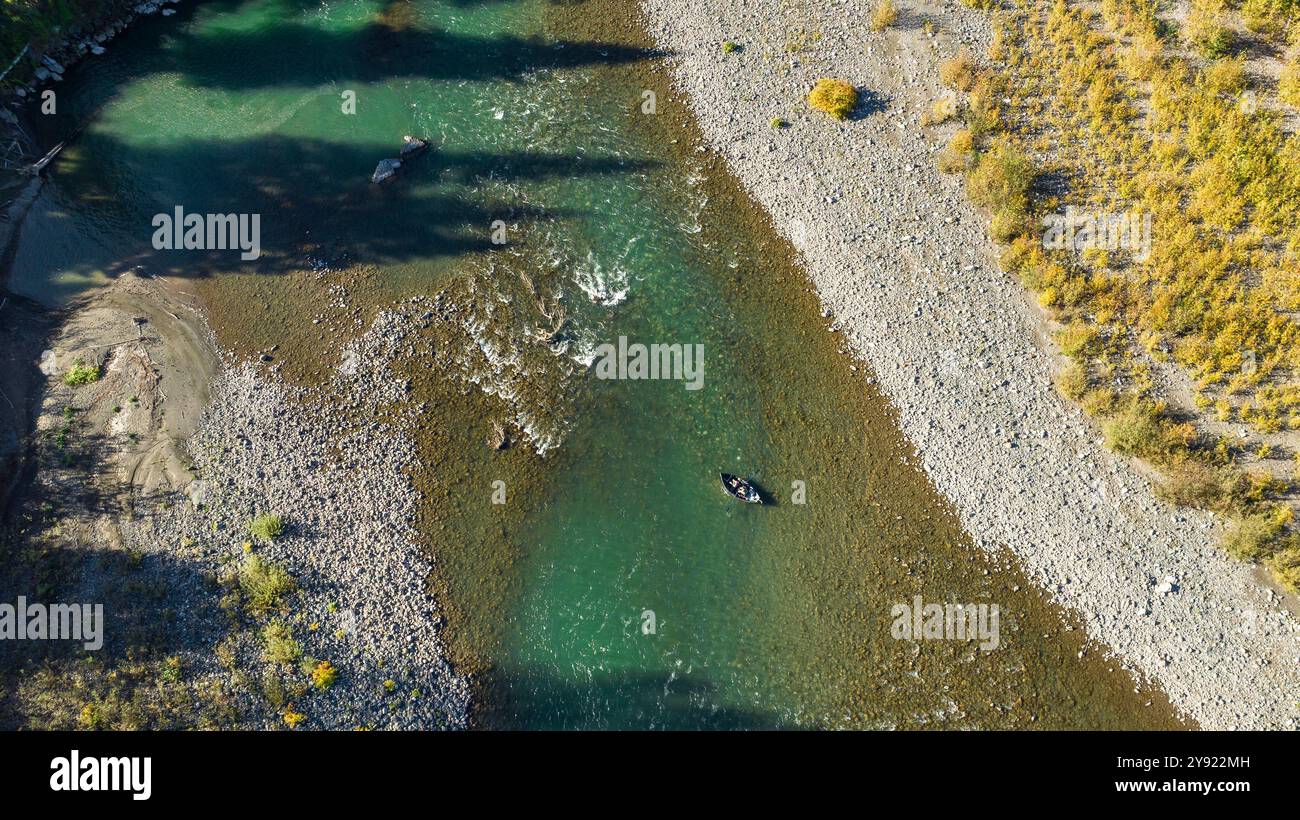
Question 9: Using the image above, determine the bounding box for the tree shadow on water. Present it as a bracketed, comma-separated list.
[481, 665, 788, 730]
[9, 0, 671, 286]
[144, 16, 667, 91]
[25, 132, 658, 284]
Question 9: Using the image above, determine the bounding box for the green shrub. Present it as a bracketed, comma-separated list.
[1280, 53, 1300, 107]
[238, 555, 295, 617]
[262, 620, 302, 665]
[1222, 511, 1287, 560]
[159, 656, 182, 684]
[937, 129, 974, 173]
[1103, 402, 1167, 458]
[808, 78, 858, 119]
[1080, 387, 1118, 416]
[939, 49, 976, 91]
[1184, 0, 1234, 59]
[921, 95, 959, 126]
[964, 82, 1001, 140]
[1240, 0, 1284, 34]
[1155, 460, 1231, 510]
[1055, 320, 1100, 358]
[1056, 362, 1088, 400]
[966, 140, 1034, 224]
[249, 513, 285, 542]
[62, 360, 100, 387]
[1101, 399, 1198, 462]
[1266, 544, 1300, 591]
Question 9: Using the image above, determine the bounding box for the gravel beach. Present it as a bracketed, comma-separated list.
[640, 0, 1300, 728]
[162, 310, 472, 729]
[18, 272, 470, 729]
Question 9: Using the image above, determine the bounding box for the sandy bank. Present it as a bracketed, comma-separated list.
[641, 0, 1299, 728]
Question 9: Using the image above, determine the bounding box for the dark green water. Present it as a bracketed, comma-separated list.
[6, 0, 1185, 728]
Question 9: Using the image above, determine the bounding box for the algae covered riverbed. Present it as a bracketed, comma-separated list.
[6, 0, 1185, 728]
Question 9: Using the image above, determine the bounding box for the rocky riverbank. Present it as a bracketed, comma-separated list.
[2, 271, 468, 729]
[2, 0, 188, 266]
[640, 0, 1300, 729]
[158, 339, 471, 729]
[1, 0, 182, 96]
[128, 291, 471, 728]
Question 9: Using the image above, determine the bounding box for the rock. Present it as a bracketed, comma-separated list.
[489, 421, 509, 450]
[399, 135, 428, 157]
[371, 158, 401, 184]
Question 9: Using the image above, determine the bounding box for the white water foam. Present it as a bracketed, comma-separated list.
[572, 249, 629, 307]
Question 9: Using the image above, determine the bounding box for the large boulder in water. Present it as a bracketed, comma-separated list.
[371, 158, 402, 184]
[399, 136, 429, 157]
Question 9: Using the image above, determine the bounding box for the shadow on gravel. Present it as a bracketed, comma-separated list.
[1032, 167, 1070, 202]
[888, 8, 937, 32]
[0, 533, 224, 729]
[848, 88, 889, 120]
[0, 293, 57, 514]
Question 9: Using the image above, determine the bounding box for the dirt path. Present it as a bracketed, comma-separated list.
[35, 271, 218, 509]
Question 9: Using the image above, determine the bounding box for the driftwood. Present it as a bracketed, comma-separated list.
[30, 141, 63, 174]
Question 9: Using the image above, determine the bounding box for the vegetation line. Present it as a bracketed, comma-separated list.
[933, 0, 1300, 589]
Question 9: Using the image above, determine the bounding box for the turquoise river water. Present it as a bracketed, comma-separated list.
[4, 0, 1184, 728]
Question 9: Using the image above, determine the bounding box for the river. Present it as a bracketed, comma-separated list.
[4, 0, 1184, 729]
